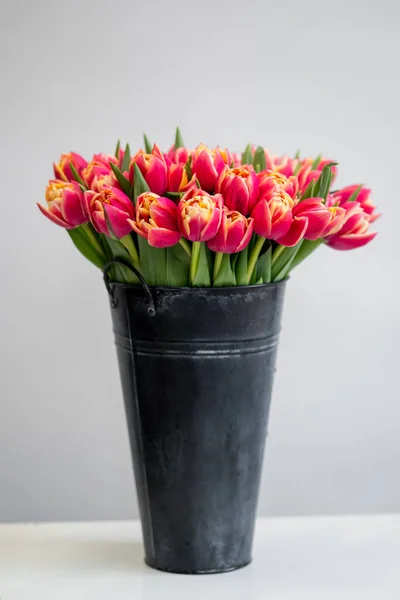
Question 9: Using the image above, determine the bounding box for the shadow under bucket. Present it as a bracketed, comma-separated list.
[107, 274, 286, 574]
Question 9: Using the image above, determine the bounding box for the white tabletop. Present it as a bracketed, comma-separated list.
[0, 515, 399, 599]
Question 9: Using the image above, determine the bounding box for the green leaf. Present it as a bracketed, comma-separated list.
[120, 143, 131, 173]
[294, 149, 301, 159]
[213, 253, 236, 287]
[316, 163, 337, 201]
[293, 161, 302, 176]
[69, 162, 86, 188]
[143, 133, 152, 154]
[67, 225, 105, 269]
[184, 155, 192, 179]
[191, 242, 211, 287]
[271, 243, 302, 281]
[174, 127, 185, 149]
[311, 153, 322, 170]
[347, 184, 363, 202]
[109, 162, 132, 197]
[256, 242, 272, 283]
[166, 191, 184, 199]
[299, 179, 316, 202]
[102, 236, 138, 283]
[253, 146, 266, 172]
[114, 139, 121, 159]
[236, 246, 249, 286]
[241, 144, 253, 165]
[132, 163, 150, 202]
[289, 239, 322, 271]
[166, 243, 190, 286]
[195, 178, 201, 188]
[137, 236, 167, 286]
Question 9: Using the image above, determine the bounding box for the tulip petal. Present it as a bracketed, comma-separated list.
[275, 216, 308, 247]
[252, 199, 272, 238]
[37, 202, 70, 228]
[326, 231, 377, 250]
[148, 228, 181, 248]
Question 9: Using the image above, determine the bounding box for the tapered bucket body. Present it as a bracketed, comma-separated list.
[109, 282, 286, 574]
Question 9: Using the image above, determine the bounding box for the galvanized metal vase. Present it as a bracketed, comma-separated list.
[104, 261, 286, 574]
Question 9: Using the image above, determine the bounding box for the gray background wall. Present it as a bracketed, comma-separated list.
[0, 0, 399, 522]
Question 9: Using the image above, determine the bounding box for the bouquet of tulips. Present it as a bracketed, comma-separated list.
[38, 129, 379, 287]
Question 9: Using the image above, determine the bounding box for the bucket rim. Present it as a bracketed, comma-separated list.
[108, 278, 288, 294]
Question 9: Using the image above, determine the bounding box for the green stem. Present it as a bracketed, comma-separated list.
[120, 234, 140, 268]
[81, 223, 106, 259]
[190, 241, 201, 285]
[179, 238, 192, 257]
[213, 252, 223, 282]
[271, 244, 286, 267]
[246, 236, 266, 283]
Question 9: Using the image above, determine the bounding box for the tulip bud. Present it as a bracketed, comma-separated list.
[207, 210, 254, 253]
[38, 179, 87, 228]
[178, 187, 223, 242]
[82, 187, 134, 239]
[128, 192, 181, 248]
[191, 144, 230, 192]
[292, 198, 338, 241]
[251, 190, 294, 241]
[130, 144, 167, 195]
[53, 152, 88, 182]
[216, 166, 259, 215]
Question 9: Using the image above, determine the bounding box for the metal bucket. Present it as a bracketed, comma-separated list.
[105, 261, 286, 574]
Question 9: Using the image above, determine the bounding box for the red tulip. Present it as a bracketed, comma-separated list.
[216, 166, 259, 215]
[167, 163, 191, 193]
[330, 185, 379, 223]
[178, 187, 223, 242]
[82, 187, 134, 239]
[325, 202, 377, 250]
[191, 144, 230, 192]
[53, 152, 88, 182]
[207, 209, 254, 253]
[130, 144, 167, 195]
[251, 190, 294, 241]
[166, 146, 190, 164]
[38, 179, 87, 228]
[82, 159, 113, 189]
[128, 192, 181, 248]
[258, 170, 298, 201]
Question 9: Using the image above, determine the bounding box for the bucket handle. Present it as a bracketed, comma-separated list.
[103, 259, 156, 316]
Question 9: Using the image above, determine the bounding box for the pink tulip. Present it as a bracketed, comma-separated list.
[167, 162, 190, 193]
[90, 172, 118, 193]
[83, 159, 113, 189]
[292, 198, 339, 241]
[230, 151, 242, 167]
[216, 166, 259, 215]
[191, 144, 230, 192]
[207, 210, 254, 253]
[128, 192, 181, 248]
[271, 155, 298, 177]
[251, 190, 294, 241]
[330, 185, 379, 223]
[258, 170, 298, 202]
[92, 153, 118, 167]
[38, 179, 87, 228]
[178, 187, 223, 242]
[82, 187, 134, 239]
[166, 146, 190, 164]
[53, 152, 88, 182]
[325, 202, 377, 250]
[130, 144, 167, 195]
[296, 157, 338, 193]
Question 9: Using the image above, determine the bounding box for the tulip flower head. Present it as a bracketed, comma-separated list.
[53, 152, 88, 182]
[216, 166, 259, 215]
[130, 144, 167, 195]
[83, 187, 134, 239]
[207, 210, 254, 254]
[128, 192, 181, 248]
[178, 187, 223, 242]
[38, 179, 87, 229]
[251, 189, 294, 241]
[191, 144, 230, 192]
